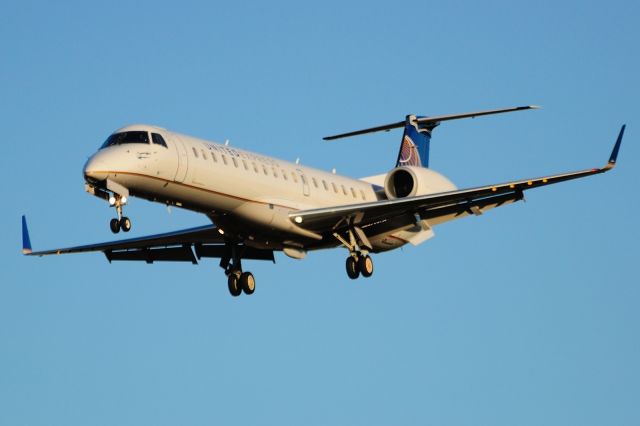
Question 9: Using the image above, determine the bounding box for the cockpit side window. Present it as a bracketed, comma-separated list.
[101, 131, 150, 149]
[151, 133, 168, 148]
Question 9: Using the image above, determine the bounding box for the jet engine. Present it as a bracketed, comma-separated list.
[383, 166, 457, 199]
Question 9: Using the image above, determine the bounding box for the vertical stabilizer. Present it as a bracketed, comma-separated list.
[395, 115, 435, 168]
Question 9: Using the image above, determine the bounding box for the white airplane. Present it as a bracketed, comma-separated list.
[22, 106, 625, 297]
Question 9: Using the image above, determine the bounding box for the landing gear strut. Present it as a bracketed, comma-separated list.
[221, 243, 256, 297]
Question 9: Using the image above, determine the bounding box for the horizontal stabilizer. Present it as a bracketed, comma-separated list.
[323, 105, 539, 140]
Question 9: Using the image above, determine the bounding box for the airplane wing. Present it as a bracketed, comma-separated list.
[292, 125, 626, 235]
[21, 220, 274, 264]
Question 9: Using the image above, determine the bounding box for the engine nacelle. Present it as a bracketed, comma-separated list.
[383, 166, 457, 199]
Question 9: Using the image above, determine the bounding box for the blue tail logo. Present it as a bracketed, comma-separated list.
[395, 115, 433, 168]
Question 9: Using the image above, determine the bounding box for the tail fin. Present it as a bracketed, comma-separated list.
[396, 115, 435, 168]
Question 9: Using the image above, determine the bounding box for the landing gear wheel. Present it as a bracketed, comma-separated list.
[120, 217, 132, 232]
[240, 272, 256, 295]
[359, 255, 374, 278]
[109, 218, 121, 234]
[346, 256, 360, 279]
[227, 273, 242, 297]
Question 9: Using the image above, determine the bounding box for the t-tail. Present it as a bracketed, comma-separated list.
[323, 105, 540, 169]
[396, 115, 434, 167]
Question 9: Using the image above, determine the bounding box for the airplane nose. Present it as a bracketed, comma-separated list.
[83, 154, 109, 182]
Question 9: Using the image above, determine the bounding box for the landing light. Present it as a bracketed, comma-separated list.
[108, 196, 116, 206]
[218, 229, 225, 235]
[294, 216, 303, 224]
[121, 196, 127, 204]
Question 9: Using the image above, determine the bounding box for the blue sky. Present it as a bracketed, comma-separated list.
[1, 1, 639, 425]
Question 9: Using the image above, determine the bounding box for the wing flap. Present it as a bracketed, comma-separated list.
[105, 246, 198, 263]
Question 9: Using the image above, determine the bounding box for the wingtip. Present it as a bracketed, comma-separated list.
[528, 105, 542, 109]
[608, 124, 626, 165]
[21, 215, 32, 255]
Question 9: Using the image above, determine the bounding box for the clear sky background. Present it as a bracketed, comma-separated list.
[1, 1, 638, 425]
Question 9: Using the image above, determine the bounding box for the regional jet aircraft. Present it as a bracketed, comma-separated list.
[22, 106, 625, 296]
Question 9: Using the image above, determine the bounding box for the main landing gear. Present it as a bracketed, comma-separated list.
[108, 194, 132, 234]
[221, 243, 256, 297]
[334, 226, 375, 280]
[227, 270, 256, 297]
[345, 252, 374, 280]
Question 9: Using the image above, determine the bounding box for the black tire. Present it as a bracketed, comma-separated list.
[359, 255, 374, 278]
[109, 218, 120, 234]
[120, 217, 132, 232]
[346, 256, 360, 279]
[227, 273, 241, 297]
[240, 272, 256, 295]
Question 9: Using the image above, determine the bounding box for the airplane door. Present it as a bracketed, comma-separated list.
[298, 170, 310, 196]
[171, 134, 189, 183]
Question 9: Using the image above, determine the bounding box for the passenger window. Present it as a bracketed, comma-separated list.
[252, 162, 258, 173]
[360, 189, 366, 200]
[331, 182, 338, 193]
[192, 147, 199, 158]
[242, 160, 248, 170]
[222, 155, 228, 165]
[350, 188, 357, 198]
[341, 185, 347, 196]
[201, 149, 208, 160]
[312, 177, 318, 188]
[232, 158, 238, 168]
[291, 172, 298, 183]
[283, 171, 288, 181]
[272, 167, 278, 178]
[263, 165, 268, 175]
[322, 180, 328, 190]
[151, 133, 167, 148]
[211, 152, 217, 162]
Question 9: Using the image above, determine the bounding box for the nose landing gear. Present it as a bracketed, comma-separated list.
[108, 194, 132, 234]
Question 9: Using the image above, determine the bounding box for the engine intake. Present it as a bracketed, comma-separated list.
[383, 166, 457, 200]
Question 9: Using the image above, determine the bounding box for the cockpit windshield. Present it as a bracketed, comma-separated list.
[101, 131, 150, 149]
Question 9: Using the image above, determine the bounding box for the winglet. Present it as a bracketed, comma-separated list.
[604, 124, 625, 170]
[22, 215, 32, 255]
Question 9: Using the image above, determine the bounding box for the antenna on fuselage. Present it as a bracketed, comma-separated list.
[225, 139, 230, 146]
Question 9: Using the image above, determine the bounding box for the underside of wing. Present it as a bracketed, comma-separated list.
[22, 219, 274, 264]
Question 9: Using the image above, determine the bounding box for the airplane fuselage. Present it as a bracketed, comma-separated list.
[83, 124, 456, 254]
